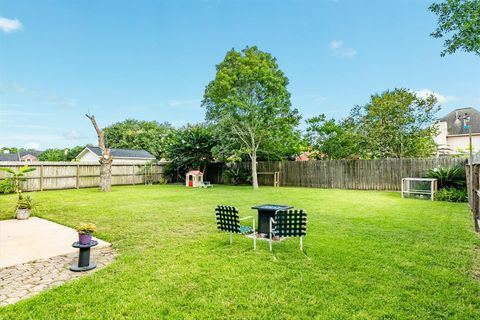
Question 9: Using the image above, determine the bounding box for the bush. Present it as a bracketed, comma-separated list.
[425, 165, 466, 189]
[0, 179, 14, 194]
[223, 167, 252, 185]
[434, 188, 468, 203]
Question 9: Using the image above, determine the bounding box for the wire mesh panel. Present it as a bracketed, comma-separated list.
[401, 178, 437, 200]
[215, 205, 241, 233]
[273, 209, 307, 237]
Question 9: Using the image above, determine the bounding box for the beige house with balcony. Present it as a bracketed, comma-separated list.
[434, 107, 480, 155]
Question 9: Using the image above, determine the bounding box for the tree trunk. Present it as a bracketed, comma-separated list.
[86, 114, 113, 192]
[251, 153, 259, 189]
[99, 156, 112, 192]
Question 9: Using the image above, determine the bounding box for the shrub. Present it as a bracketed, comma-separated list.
[425, 165, 466, 189]
[0, 179, 14, 194]
[434, 188, 468, 203]
[223, 167, 252, 185]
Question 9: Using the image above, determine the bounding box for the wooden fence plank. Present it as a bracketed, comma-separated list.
[207, 158, 467, 191]
[0, 162, 166, 192]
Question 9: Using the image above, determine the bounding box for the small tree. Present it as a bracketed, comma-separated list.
[202, 46, 300, 189]
[38, 149, 65, 161]
[86, 114, 112, 192]
[0, 165, 36, 202]
[429, 0, 480, 56]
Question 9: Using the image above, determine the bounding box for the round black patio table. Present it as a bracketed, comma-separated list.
[251, 204, 293, 235]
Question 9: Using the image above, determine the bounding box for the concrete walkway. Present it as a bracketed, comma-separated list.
[0, 217, 116, 306]
[0, 217, 110, 268]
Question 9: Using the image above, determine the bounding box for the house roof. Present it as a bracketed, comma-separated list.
[84, 147, 156, 159]
[19, 150, 43, 157]
[187, 170, 203, 175]
[0, 153, 20, 161]
[440, 107, 480, 135]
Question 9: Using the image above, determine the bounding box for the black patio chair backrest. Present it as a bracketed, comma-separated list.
[215, 205, 240, 233]
[274, 209, 307, 237]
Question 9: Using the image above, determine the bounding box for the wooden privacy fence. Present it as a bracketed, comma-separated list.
[207, 158, 467, 191]
[466, 162, 480, 232]
[0, 162, 165, 192]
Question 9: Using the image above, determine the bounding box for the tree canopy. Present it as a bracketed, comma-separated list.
[305, 115, 359, 159]
[202, 46, 301, 188]
[430, 0, 480, 56]
[103, 119, 172, 158]
[163, 123, 218, 177]
[350, 88, 440, 158]
[38, 146, 85, 161]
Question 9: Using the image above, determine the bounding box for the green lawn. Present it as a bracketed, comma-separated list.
[0, 185, 479, 319]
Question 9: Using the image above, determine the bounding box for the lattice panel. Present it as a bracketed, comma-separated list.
[273, 210, 307, 237]
[215, 205, 241, 233]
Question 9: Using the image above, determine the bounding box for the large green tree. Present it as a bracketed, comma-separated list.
[202, 46, 301, 189]
[163, 123, 218, 178]
[305, 115, 359, 159]
[430, 0, 480, 56]
[103, 119, 172, 158]
[350, 88, 440, 159]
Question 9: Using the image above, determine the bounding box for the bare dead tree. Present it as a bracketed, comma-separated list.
[86, 114, 112, 192]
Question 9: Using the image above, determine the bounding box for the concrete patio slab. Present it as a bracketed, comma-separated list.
[0, 217, 110, 268]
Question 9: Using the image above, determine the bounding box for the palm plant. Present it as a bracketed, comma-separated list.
[425, 165, 466, 190]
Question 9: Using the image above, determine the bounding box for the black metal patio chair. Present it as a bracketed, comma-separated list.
[215, 205, 256, 250]
[269, 209, 307, 251]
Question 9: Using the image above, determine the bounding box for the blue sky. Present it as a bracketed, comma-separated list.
[1, 0, 479, 150]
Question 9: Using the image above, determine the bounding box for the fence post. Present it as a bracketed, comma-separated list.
[40, 165, 44, 191]
[76, 164, 80, 189]
[473, 164, 479, 232]
[132, 165, 135, 185]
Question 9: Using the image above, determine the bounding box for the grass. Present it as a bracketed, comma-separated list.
[0, 185, 479, 319]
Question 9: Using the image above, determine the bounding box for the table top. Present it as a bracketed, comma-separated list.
[251, 204, 293, 210]
[72, 240, 98, 248]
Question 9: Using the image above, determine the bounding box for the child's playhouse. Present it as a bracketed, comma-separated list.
[185, 170, 204, 187]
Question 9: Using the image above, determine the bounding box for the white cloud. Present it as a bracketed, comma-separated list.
[42, 93, 75, 108]
[329, 40, 343, 49]
[329, 40, 357, 58]
[63, 130, 85, 140]
[0, 82, 26, 94]
[305, 94, 326, 104]
[414, 89, 458, 105]
[25, 142, 40, 150]
[167, 98, 201, 108]
[0, 17, 23, 33]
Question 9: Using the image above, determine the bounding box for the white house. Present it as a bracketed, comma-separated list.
[434, 107, 480, 155]
[75, 147, 156, 164]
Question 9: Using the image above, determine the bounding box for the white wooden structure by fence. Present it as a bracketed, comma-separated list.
[0, 162, 165, 192]
[401, 178, 437, 201]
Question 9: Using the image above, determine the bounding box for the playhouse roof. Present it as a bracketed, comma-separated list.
[187, 170, 203, 175]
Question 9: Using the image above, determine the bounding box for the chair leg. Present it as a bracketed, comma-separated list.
[253, 218, 256, 251]
[269, 218, 273, 252]
[230, 232, 233, 244]
[300, 236, 303, 251]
